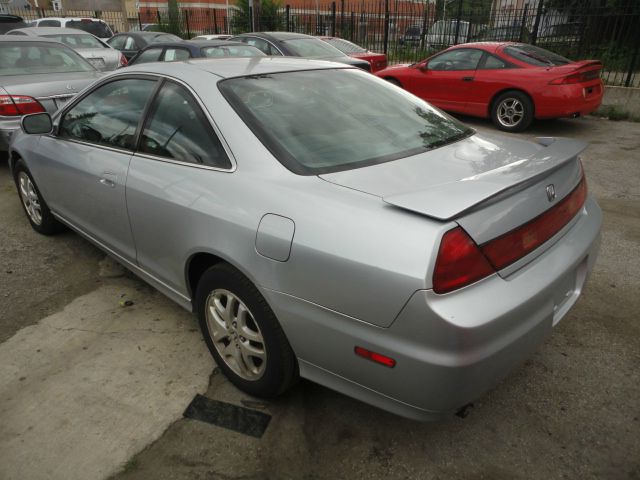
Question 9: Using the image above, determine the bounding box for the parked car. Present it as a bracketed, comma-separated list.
[128, 40, 265, 65]
[426, 19, 470, 47]
[376, 42, 603, 131]
[319, 36, 387, 72]
[192, 34, 232, 41]
[230, 32, 371, 71]
[6, 27, 127, 71]
[0, 37, 101, 153]
[9, 57, 601, 420]
[106, 31, 182, 61]
[471, 25, 530, 43]
[399, 24, 423, 45]
[0, 14, 28, 34]
[538, 22, 582, 47]
[28, 17, 114, 40]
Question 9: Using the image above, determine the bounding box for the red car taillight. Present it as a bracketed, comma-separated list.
[119, 53, 128, 67]
[433, 227, 495, 294]
[0, 95, 46, 116]
[433, 173, 588, 294]
[549, 69, 601, 85]
[480, 175, 587, 270]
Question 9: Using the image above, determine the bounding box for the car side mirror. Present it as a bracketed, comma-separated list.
[419, 62, 429, 72]
[21, 113, 53, 135]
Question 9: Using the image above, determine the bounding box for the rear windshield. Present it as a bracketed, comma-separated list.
[219, 69, 473, 175]
[323, 38, 367, 54]
[43, 33, 105, 49]
[67, 20, 113, 38]
[150, 34, 182, 43]
[0, 44, 95, 75]
[504, 44, 570, 66]
[201, 45, 265, 57]
[281, 38, 345, 58]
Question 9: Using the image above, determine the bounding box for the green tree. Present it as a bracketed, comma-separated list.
[233, 0, 284, 32]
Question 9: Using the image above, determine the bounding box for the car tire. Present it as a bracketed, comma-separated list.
[491, 90, 534, 132]
[13, 159, 63, 235]
[196, 263, 298, 398]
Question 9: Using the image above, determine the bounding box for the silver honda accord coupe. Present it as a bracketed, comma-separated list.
[8, 58, 601, 420]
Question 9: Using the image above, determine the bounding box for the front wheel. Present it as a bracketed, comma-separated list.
[196, 263, 298, 398]
[491, 91, 534, 132]
[13, 159, 63, 235]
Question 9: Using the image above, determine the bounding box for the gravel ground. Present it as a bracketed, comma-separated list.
[1, 116, 638, 480]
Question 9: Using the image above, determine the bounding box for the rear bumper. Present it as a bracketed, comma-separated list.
[264, 195, 602, 421]
[536, 81, 604, 119]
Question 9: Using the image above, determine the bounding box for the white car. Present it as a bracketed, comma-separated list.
[28, 17, 113, 41]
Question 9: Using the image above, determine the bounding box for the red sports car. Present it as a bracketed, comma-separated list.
[375, 42, 603, 131]
[320, 36, 387, 72]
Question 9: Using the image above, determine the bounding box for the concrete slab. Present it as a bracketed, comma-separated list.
[0, 280, 214, 480]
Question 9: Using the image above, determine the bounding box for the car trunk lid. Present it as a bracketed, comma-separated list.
[320, 133, 587, 272]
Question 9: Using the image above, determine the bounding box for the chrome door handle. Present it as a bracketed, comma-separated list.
[462, 76, 474, 82]
[99, 172, 117, 188]
[99, 178, 115, 187]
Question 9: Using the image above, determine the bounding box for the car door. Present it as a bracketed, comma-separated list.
[466, 52, 514, 117]
[35, 76, 159, 262]
[408, 48, 483, 113]
[126, 79, 233, 293]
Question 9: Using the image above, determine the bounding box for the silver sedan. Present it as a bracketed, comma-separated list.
[8, 58, 601, 420]
[6, 27, 126, 71]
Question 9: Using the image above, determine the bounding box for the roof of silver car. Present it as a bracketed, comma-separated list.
[0, 36, 60, 43]
[122, 56, 352, 79]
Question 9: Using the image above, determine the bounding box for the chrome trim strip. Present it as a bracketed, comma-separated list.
[132, 151, 236, 173]
[52, 137, 134, 156]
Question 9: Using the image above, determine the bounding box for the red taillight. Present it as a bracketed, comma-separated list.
[433, 227, 495, 294]
[119, 53, 128, 67]
[480, 175, 587, 271]
[0, 95, 46, 116]
[354, 346, 396, 368]
[549, 70, 601, 85]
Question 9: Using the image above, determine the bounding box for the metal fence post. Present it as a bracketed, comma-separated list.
[184, 10, 191, 38]
[340, 0, 344, 38]
[286, 5, 290, 32]
[519, 4, 528, 42]
[453, 0, 463, 45]
[331, 1, 336, 37]
[156, 9, 161, 25]
[350, 11, 355, 41]
[213, 9, 219, 34]
[383, 0, 389, 54]
[626, 25, 640, 87]
[137, 12, 143, 30]
[530, 0, 544, 45]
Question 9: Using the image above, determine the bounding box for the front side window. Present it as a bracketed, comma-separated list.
[124, 36, 137, 50]
[59, 78, 156, 150]
[428, 48, 482, 71]
[240, 37, 280, 56]
[163, 48, 190, 61]
[0, 44, 95, 76]
[140, 82, 231, 169]
[201, 45, 265, 58]
[134, 47, 163, 64]
[107, 35, 126, 49]
[219, 69, 472, 175]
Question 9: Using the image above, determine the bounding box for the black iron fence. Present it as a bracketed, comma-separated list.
[3, 2, 639, 87]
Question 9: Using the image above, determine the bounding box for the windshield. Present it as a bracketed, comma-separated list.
[219, 69, 473, 175]
[43, 33, 105, 49]
[67, 20, 113, 38]
[282, 38, 345, 58]
[0, 44, 95, 75]
[504, 44, 570, 66]
[201, 45, 265, 57]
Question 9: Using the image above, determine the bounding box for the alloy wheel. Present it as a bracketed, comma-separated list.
[18, 172, 43, 226]
[497, 97, 524, 128]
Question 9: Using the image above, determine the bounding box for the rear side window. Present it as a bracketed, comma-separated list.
[60, 78, 156, 150]
[201, 45, 265, 57]
[39, 19, 61, 27]
[140, 82, 231, 169]
[67, 20, 113, 38]
[504, 44, 570, 66]
[124, 36, 137, 50]
[480, 54, 508, 69]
